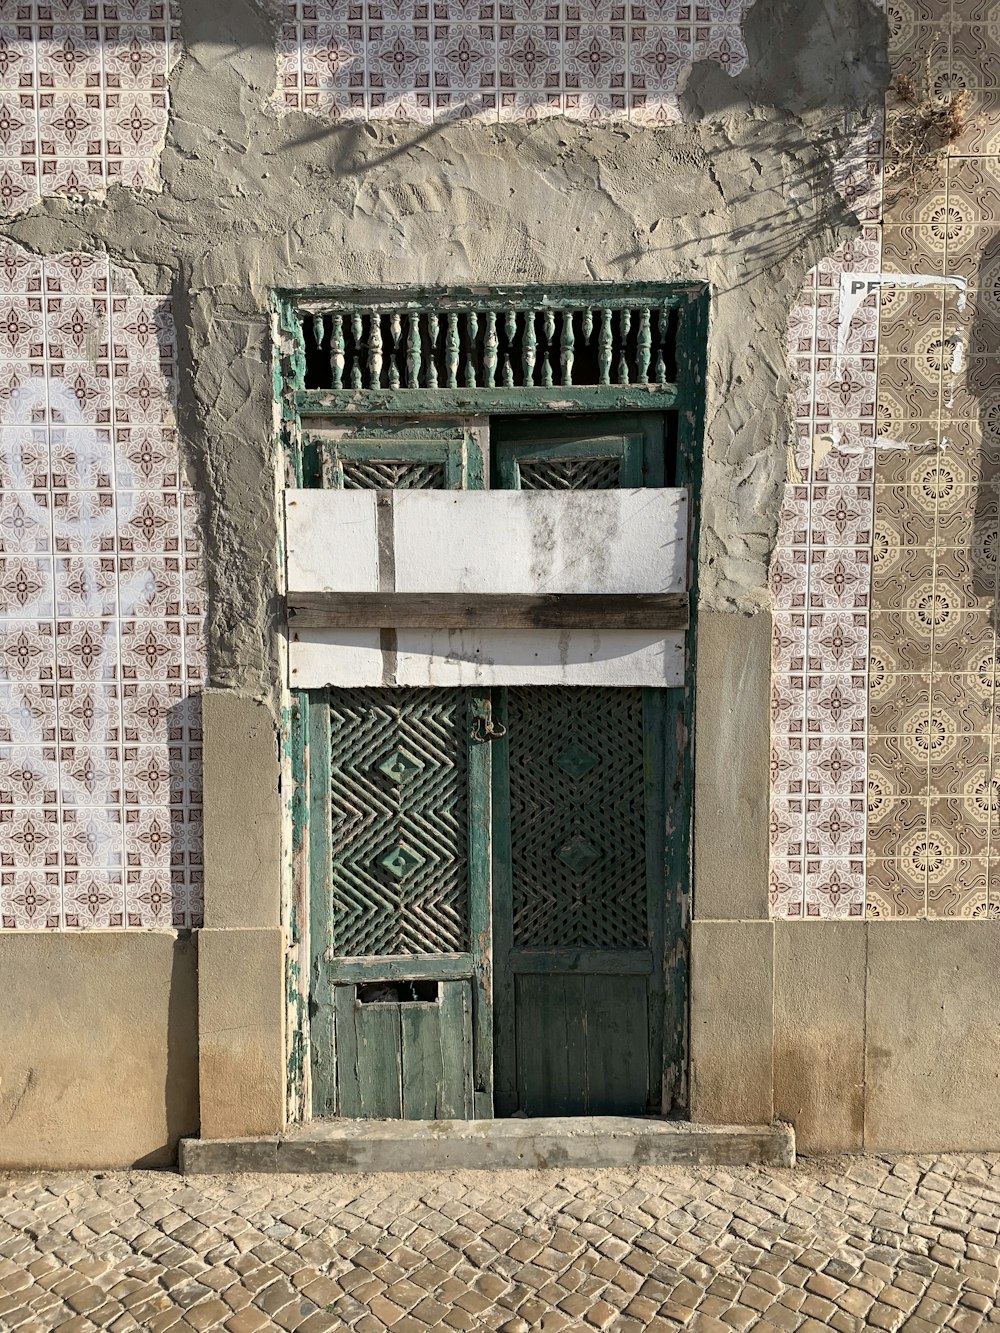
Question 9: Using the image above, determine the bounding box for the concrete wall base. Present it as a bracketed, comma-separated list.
[0, 932, 198, 1169]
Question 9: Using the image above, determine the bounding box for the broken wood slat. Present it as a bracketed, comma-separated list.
[287, 591, 689, 631]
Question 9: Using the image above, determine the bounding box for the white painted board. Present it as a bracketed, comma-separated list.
[289, 628, 685, 688]
[285, 488, 687, 596]
[284, 490, 378, 592]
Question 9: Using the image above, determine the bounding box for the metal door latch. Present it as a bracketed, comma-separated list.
[471, 697, 507, 743]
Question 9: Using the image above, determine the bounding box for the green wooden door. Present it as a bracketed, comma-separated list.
[490, 416, 670, 1116]
[306, 420, 494, 1120]
[305, 414, 683, 1121]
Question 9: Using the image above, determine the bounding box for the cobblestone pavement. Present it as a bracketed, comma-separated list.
[1, 1155, 999, 1333]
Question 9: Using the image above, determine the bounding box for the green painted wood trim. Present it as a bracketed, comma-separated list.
[297, 385, 678, 416]
[467, 687, 495, 1119]
[307, 689, 335, 1118]
[291, 281, 700, 313]
[510, 948, 654, 975]
[324, 953, 474, 982]
[489, 687, 517, 1118]
[285, 692, 309, 1117]
[643, 687, 668, 1112]
[660, 287, 708, 1114]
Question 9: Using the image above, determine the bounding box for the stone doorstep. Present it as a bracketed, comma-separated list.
[179, 1117, 795, 1175]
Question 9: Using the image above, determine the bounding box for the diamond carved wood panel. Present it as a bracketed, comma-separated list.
[328, 686, 470, 955]
[507, 685, 647, 949]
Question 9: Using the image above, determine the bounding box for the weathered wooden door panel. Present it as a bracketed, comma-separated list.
[514, 974, 649, 1116]
[334, 980, 473, 1119]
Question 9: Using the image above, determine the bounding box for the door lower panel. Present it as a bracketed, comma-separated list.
[515, 973, 650, 1116]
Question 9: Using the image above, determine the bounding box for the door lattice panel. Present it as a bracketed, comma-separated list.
[328, 688, 469, 956]
[517, 457, 621, 490]
[341, 459, 447, 489]
[507, 687, 647, 950]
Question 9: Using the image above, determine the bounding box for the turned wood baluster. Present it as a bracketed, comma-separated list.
[637, 307, 651, 383]
[368, 310, 383, 387]
[445, 313, 460, 389]
[427, 312, 439, 389]
[597, 308, 613, 385]
[407, 312, 421, 388]
[560, 311, 575, 386]
[618, 308, 631, 385]
[466, 311, 479, 387]
[522, 310, 537, 386]
[351, 312, 364, 386]
[541, 308, 555, 387]
[483, 311, 498, 388]
[388, 311, 402, 388]
[655, 305, 669, 385]
[330, 313, 344, 389]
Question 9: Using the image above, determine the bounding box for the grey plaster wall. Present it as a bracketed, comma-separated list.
[5, 0, 888, 708]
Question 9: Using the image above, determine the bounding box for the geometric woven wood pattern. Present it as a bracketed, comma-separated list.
[341, 459, 447, 489]
[517, 457, 621, 490]
[328, 687, 469, 955]
[507, 687, 647, 950]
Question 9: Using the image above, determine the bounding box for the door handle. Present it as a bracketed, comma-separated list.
[471, 697, 506, 743]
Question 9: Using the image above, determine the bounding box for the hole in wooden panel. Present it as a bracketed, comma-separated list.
[356, 980, 440, 1004]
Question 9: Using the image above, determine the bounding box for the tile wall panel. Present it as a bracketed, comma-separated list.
[0, 242, 205, 930]
[772, 0, 1000, 920]
[769, 113, 883, 920]
[0, 0, 179, 218]
[276, 0, 754, 124]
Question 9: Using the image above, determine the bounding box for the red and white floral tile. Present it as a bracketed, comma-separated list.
[769, 112, 883, 918]
[0, 3, 178, 217]
[0, 243, 205, 931]
[276, 0, 754, 123]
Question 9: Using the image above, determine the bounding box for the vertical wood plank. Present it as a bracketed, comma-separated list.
[585, 975, 649, 1115]
[660, 289, 706, 1114]
[468, 689, 494, 1118]
[644, 687, 667, 1113]
[333, 986, 362, 1117]
[516, 975, 585, 1116]
[356, 1002, 403, 1117]
[401, 1002, 444, 1120]
[308, 691, 336, 1116]
[490, 689, 518, 1115]
[438, 981, 475, 1117]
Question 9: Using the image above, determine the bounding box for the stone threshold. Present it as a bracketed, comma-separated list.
[180, 1117, 795, 1174]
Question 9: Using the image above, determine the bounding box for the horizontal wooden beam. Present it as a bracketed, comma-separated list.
[296, 384, 678, 416]
[511, 948, 654, 975]
[324, 954, 473, 983]
[288, 591, 689, 631]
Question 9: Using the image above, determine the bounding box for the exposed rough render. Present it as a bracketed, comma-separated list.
[3, 0, 889, 714]
[0, 2, 181, 218]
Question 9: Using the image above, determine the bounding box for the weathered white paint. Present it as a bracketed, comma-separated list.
[285, 487, 689, 687]
[289, 627, 685, 687]
[285, 489, 687, 596]
[392, 490, 687, 594]
[284, 491, 378, 592]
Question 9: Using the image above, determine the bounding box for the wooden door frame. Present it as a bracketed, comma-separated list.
[279, 284, 707, 1121]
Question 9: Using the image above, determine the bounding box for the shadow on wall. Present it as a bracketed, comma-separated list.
[970, 233, 1000, 628]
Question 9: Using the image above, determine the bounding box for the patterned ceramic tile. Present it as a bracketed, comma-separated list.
[0, 243, 205, 932]
[0, 3, 178, 217]
[275, 0, 751, 123]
